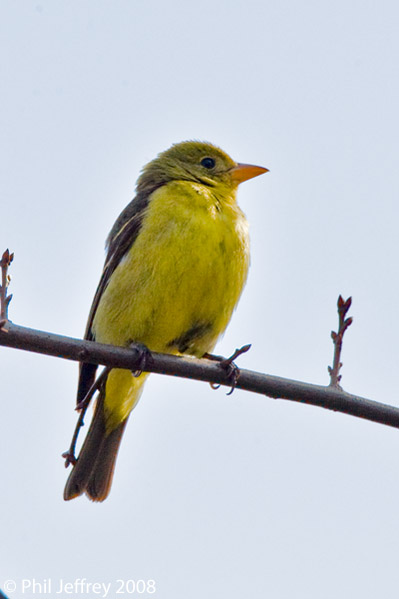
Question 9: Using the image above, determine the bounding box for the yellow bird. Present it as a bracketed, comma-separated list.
[64, 141, 267, 501]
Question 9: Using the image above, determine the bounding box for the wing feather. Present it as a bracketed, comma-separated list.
[76, 192, 151, 405]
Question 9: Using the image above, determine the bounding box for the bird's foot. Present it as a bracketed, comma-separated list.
[130, 342, 153, 377]
[204, 343, 251, 395]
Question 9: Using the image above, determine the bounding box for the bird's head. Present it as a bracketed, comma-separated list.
[136, 141, 268, 196]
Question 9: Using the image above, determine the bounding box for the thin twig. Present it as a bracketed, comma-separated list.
[62, 367, 110, 467]
[328, 295, 353, 388]
[0, 249, 14, 326]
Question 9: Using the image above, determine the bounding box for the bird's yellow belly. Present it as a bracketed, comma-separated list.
[93, 185, 250, 357]
[92, 182, 250, 429]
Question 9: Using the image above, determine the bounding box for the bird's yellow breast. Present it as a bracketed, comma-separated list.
[93, 180, 250, 357]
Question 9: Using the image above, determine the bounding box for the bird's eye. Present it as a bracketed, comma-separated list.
[201, 157, 216, 169]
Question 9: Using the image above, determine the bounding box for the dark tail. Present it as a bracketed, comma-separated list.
[64, 392, 128, 502]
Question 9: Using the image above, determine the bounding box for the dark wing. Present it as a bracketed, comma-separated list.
[76, 191, 151, 405]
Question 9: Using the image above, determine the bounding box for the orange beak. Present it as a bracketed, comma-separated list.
[230, 163, 269, 184]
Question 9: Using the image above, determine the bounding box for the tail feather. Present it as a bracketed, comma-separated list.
[85, 420, 127, 501]
[64, 392, 128, 502]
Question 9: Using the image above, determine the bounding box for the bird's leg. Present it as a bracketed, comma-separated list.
[130, 342, 154, 377]
[204, 343, 251, 395]
[62, 367, 110, 467]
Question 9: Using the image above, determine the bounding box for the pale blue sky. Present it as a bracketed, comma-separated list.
[1, 1, 399, 598]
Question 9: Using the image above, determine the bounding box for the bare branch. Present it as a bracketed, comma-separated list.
[1, 321, 399, 430]
[1, 250, 398, 432]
